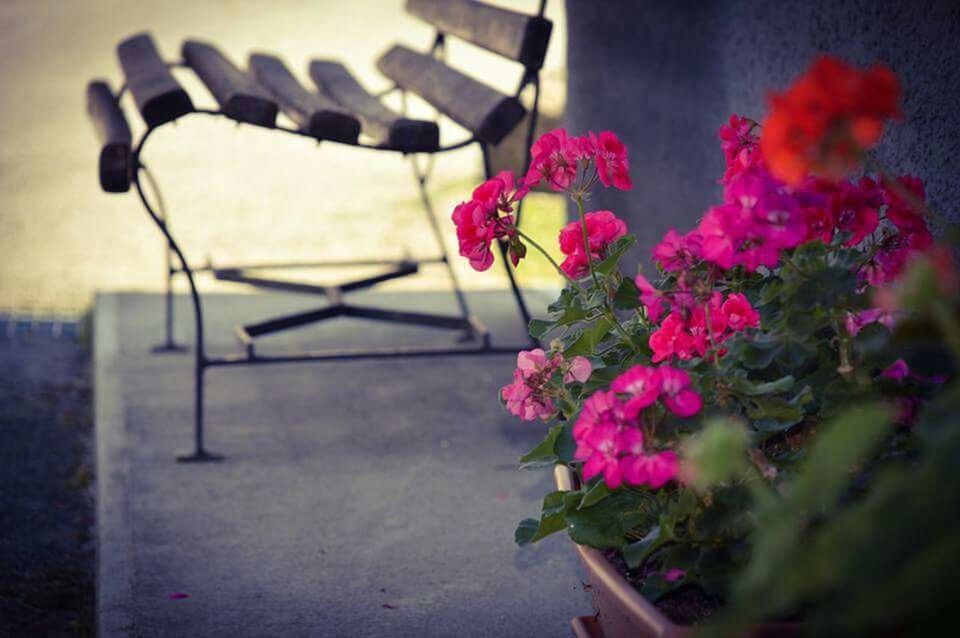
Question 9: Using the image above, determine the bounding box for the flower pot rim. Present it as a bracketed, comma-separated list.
[554, 464, 684, 636]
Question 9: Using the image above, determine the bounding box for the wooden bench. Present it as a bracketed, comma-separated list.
[85, 0, 553, 462]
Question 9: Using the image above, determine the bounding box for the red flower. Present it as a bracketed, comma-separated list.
[827, 178, 882, 246]
[761, 56, 901, 185]
[558, 211, 628, 279]
[720, 293, 760, 331]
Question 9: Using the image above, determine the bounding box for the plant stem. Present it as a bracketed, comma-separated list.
[573, 194, 643, 353]
[780, 253, 809, 279]
[575, 194, 604, 292]
[513, 227, 577, 286]
[834, 319, 854, 378]
[703, 302, 723, 371]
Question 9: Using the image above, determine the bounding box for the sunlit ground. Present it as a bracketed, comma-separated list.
[0, 0, 566, 315]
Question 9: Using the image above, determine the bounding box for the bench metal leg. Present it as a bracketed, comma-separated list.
[134, 151, 222, 462]
[141, 165, 188, 354]
[410, 156, 476, 342]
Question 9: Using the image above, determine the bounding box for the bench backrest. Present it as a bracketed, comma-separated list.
[406, 0, 552, 70]
[375, 0, 553, 145]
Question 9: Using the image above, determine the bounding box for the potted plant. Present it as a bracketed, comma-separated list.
[451, 55, 958, 636]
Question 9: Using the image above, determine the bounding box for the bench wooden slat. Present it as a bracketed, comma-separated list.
[248, 54, 360, 143]
[376, 45, 525, 145]
[86, 80, 133, 193]
[116, 33, 193, 127]
[182, 40, 278, 127]
[406, 0, 552, 69]
[308, 60, 438, 151]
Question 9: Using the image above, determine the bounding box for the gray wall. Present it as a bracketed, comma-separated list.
[566, 0, 960, 270]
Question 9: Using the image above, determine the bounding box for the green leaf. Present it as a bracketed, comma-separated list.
[624, 525, 667, 568]
[794, 266, 858, 309]
[519, 425, 562, 464]
[555, 420, 577, 462]
[613, 276, 642, 311]
[567, 489, 653, 550]
[514, 518, 540, 545]
[733, 334, 783, 370]
[578, 481, 612, 509]
[595, 235, 637, 276]
[528, 319, 554, 339]
[564, 316, 614, 356]
[731, 375, 795, 397]
[516, 491, 572, 546]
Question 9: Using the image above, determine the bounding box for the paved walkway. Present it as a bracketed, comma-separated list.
[95, 290, 588, 637]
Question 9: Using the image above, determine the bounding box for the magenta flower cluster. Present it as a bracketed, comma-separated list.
[571, 364, 701, 490]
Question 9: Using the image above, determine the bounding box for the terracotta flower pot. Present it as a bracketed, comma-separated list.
[554, 466, 800, 638]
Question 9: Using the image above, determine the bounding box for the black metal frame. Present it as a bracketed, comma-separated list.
[125, 18, 546, 462]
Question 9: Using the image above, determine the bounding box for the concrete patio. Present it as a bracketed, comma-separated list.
[94, 289, 589, 637]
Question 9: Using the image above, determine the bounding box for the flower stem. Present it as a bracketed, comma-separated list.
[780, 252, 809, 279]
[575, 194, 604, 292]
[513, 227, 577, 286]
[703, 302, 723, 371]
[835, 319, 854, 378]
[574, 194, 643, 353]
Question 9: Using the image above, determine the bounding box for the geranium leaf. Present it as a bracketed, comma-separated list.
[519, 424, 563, 464]
[596, 235, 637, 276]
[578, 481, 612, 509]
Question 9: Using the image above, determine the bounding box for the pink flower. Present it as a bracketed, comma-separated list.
[502, 369, 554, 421]
[472, 170, 529, 213]
[592, 131, 633, 190]
[611, 365, 662, 419]
[576, 421, 625, 488]
[524, 128, 580, 191]
[501, 349, 556, 421]
[516, 348, 551, 376]
[720, 293, 760, 331]
[451, 199, 499, 271]
[658, 367, 703, 417]
[881, 358, 910, 382]
[622, 450, 679, 488]
[564, 356, 593, 384]
[652, 229, 703, 273]
[663, 568, 686, 582]
[718, 114, 763, 184]
[635, 274, 666, 323]
[699, 167, 807, 272]
[502, 350, 592, 421]
[573, 390, 626, 441]
[844, 308, 895, 337]
[558, 211, 628, 279]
